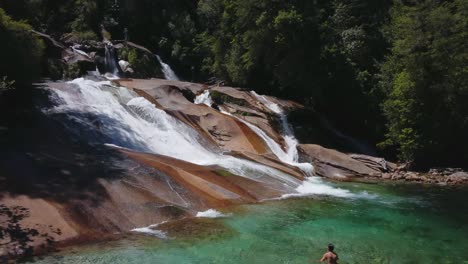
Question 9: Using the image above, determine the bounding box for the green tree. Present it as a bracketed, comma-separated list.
[379, 0, 468, 167]
[0, 8, 44, 84]
[196, 0, 390, 144]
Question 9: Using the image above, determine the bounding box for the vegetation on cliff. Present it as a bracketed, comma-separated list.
[0, 9, 44, 85]
[379, 0, 468, 167]
[0, 0, 466, 168]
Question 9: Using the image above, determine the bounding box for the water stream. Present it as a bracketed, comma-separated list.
[194, 90, 213, 107]
[104, 44, 121, 77]
[155, 55, 180, 81]
[250, 91, 300, 162]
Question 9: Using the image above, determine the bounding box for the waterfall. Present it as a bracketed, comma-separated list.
[46, 78, 360, 199]
[194, 90, 213, 107]
[250, 92, 300, 161]
[247, 92, 359, 197]
[193, 90, 307, 173]
[47, 78, 301, 189]
[220, 108, 313, 176]
[104, 44, 121, 77]
[155, 55, 180, 81]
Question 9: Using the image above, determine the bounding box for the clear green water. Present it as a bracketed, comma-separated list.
[29, 182, 468, 264]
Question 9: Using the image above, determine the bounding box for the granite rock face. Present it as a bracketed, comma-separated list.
[297, 144, 382, 179]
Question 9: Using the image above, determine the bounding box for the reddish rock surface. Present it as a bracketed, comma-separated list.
[298, 144, 381, 179]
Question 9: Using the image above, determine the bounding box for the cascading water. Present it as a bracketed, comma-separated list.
[155, 55, 180, 81]
[48, 78, 301, 190]
[104, 44, 121, 77]
[247, 91, 353, 196]
[193, 89, 304, 171]
[46, 77, 365, 199]
[251, 91, 300, 162]
[219, 108, 312, 174]
[194, 90, 213, 107]
[193, 90, 314, 176]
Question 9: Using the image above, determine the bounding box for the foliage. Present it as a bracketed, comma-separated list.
[379, 0, 468, 167]
[0, 8, 44, 84]
[210, 90, 248, 106]
[195, 0, 390, 146]
[118, 47, 160, 78]
[0, 0, 466, 167]
[62, 30, 98, 43]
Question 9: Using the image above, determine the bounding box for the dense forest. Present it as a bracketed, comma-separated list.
[0, 0, 466, 169]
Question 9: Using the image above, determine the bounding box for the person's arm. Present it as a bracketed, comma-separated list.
[319, 253, 327, 262]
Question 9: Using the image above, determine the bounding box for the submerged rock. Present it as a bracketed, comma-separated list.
[157, 218, 236, 241]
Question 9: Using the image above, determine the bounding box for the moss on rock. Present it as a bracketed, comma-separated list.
[210, 90, 248, 106]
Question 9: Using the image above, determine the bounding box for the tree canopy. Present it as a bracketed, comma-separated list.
[0, 8, 44, 84]
[0, 0, 466, 168]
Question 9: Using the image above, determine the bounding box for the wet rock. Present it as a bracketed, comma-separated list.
[349, 154, 397, 172]
[119, 60, 133, 73]
[117, 79, 270, 154]
[297, 144, 381, 179]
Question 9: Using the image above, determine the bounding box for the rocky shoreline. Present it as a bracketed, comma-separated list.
[380, 168, 468, 185]
[298, 144, 468, 186]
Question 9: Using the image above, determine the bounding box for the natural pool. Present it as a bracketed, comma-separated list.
[28, 181, 468, 264]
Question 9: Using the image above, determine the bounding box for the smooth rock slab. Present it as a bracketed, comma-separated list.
[298, 144, 381, 179]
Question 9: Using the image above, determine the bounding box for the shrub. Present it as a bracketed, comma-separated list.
[0, 8, 44, 84]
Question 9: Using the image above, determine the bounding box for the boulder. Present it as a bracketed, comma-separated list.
[446, 172, 468, 184]
[297, 144, 381, 179]
[349, 154, 397, 172]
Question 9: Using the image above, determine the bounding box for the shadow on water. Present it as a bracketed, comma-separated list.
[0, 83, 128, 204]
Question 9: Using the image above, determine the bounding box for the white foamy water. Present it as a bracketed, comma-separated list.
[221, 92, 314, 176]
[245, 92, 377, 199]
[293, 177, 354, 198]
[194, 90, 213, 107]
[196, 209, 231, 218]
[251, 91, 300, 162]
[104, 44, 120, 76]
[131, 224, 167, 238]
[48, 78, 301, 189]
[46, 78, 369, 200]
[222, 109, 313, 176]
[280, 177, 378, 199]
[155, 55, 180, 81]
